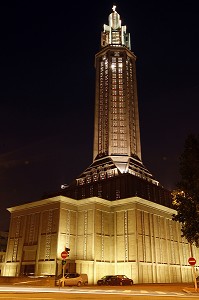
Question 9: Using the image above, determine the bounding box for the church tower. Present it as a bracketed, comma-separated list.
[63, 6, 171, 207]
[93, 5, 141, 163]
[91, 6, 154, 181]
[5, 6, 197, 284]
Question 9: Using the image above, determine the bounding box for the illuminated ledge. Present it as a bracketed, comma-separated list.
[74, 155, 159, 188]
[7, 195, 176, 215]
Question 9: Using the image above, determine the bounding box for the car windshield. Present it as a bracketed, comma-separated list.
[65, 273, 80, 278]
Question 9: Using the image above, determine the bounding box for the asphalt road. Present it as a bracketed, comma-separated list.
[0, 294, 197, 300]
[0, 284, 198, 300]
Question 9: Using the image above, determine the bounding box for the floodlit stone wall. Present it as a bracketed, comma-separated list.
[4, 196, 199, 284]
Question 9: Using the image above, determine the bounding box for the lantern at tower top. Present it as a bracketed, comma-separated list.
[101, 6, 131, 49]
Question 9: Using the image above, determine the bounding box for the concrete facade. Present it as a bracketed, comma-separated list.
[0, 231, 8, 276]
[3, 196, 198, 284]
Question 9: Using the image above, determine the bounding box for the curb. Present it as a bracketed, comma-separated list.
[182, 288, 199, 294]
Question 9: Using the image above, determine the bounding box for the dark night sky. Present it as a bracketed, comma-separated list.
[0, 0, 198, 231]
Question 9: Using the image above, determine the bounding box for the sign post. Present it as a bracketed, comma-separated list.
[61, 251, 68, 287]
[188, 257, 197, 292]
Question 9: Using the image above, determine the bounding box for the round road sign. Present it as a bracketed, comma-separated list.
[188, 257, 196, 266]
[61, 251, 68, 259]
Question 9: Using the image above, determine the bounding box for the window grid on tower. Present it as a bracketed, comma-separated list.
[110, 55, 128, 155]
[112, 31, 120, 44]
[98, 58, 109, 155]
[99, 61, 104, 154]
[130, 62, 137, 154]
[126, 58, 137, 155]
[104, 59, 109, 152]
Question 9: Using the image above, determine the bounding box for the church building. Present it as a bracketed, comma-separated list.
[2, 6, 198, 283]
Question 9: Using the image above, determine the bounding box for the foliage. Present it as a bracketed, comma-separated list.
[172, 134, 199, 247]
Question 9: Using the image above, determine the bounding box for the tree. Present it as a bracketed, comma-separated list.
[172, 134, 199, 247]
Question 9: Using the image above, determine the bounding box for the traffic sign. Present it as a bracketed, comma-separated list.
[61, 251, 68, 259]
[188, 257, 196, 266]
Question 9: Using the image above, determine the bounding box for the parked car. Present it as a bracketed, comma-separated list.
[97, 275, 133, 286]
[97, 275, 115, 286]
[80, 273, 88, 285]
[113, 275, 133, 285]
[56, 273, 83, 286]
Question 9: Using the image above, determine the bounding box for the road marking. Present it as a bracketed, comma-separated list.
[14, 281, 41, 284]
[0, 295, 52, 300]
[0, 296, 19, 299]
[140, 290, 148, 293]
[175, 292, 186, 295]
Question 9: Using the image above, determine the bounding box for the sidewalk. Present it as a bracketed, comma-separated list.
[128, 283, 199, 294]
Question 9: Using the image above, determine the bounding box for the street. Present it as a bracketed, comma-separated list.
[0, 284, 198, 300]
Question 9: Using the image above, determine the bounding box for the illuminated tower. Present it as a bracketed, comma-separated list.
[6, 7, 188, 283]
[63, 6, 171, 206]
[93, 6, 144, 173]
